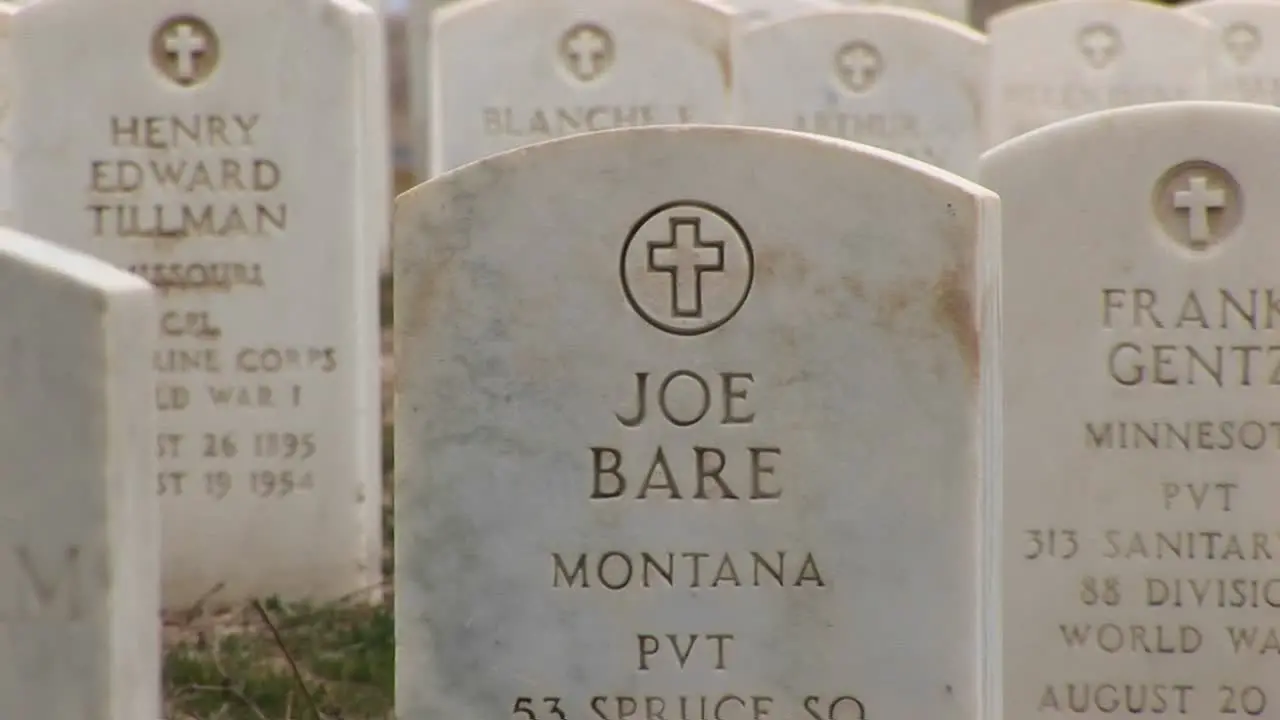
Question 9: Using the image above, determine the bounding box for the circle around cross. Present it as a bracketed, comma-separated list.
[619, 200, 754, 337]
[151, 15, 219, 88]
[558, 23, 614, 83]
[1152, 160, 1241, 254]
[834, 40, 882, 94]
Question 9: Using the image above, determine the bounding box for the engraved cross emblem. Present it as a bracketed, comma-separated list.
[562, 25, 611, 82]
[164, 23, 208, 82]
[835, 42, 881, 93]
[1078, 24, 1121, 69]
[1224, 22, 1262, 66]
[1173, 175, 1227, 247]
[648, 216, 725, 318]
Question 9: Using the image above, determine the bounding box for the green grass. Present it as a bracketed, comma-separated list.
[163, 599, 395, 719]
[163, 468, 396, 719]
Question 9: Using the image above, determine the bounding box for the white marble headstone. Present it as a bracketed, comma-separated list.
[986, 0, 1213, 146]
[406, 0, 437, 177]
[425, 0, 734, 175]
[1183, 0, 1280, 104]
[0, 228, 158, 720]
[0, 0, 385, 609]
[395, 125, 999, 720]
[0, 39, 11, 227]
[982, 100, 1280, 720]
[734, 6, 985, 177]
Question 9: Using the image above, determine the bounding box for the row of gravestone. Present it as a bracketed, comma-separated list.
[6, 97, 1266, 719]
[413, 0, 1280, 181]
[0, 0, 1017, 618]
[0, 0, 1266, 618]
[0, 0, 1026, 620]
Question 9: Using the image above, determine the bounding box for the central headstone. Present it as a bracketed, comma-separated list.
[0, 0, 385, 608]
[395, 125, 999, 720]
[982, 100, 1280, 720]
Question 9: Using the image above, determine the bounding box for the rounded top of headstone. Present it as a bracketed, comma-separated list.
[982, 100, 1280, 166]
[746, 3, 985, 41]
[396, 123, 997, 359]
[988, 0, 1210, 30]
[1182, 0, 1280, 18]
[1179, 0, 1268, 11]
[432, 0, 734, 28]
[11, 0, 373, 19]
[981, 100, 1280, 258]
[401, 124, 993, 209]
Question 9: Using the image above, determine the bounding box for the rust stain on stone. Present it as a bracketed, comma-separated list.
[755, 247, 778, 282]
[715, 42, 733, 94]
[400, 212, 455, 340]
[755, 245, 808, 285]
[932, 263, 979, 382]
[842, 275, 867, 301]
[873, 281, 915, 332]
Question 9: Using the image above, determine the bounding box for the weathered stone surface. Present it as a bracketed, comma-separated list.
[734, 6, 985, 177]
[1, 0, 385, 608]
[425, 0, 734, 175]
[395, 125, 999, 720]
[0, 227, 158, 720]
[1183, 0, 1280, 105]
[986, 0, 1213, 145]
[982, 100, 1280, 720]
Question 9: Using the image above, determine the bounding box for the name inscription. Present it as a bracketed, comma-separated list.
[525, 369, 853, 720]
[1220, 75, 1280, 105]
[1017, 283, 1280, 718]
[1087, 288, 1280, 452]
[792, 111, 940, 166]
[83, 112, 328, 503]
[483, 105, 695, 138]
[1001, 83, 1193, 116]
[88, 115, 286, 239]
